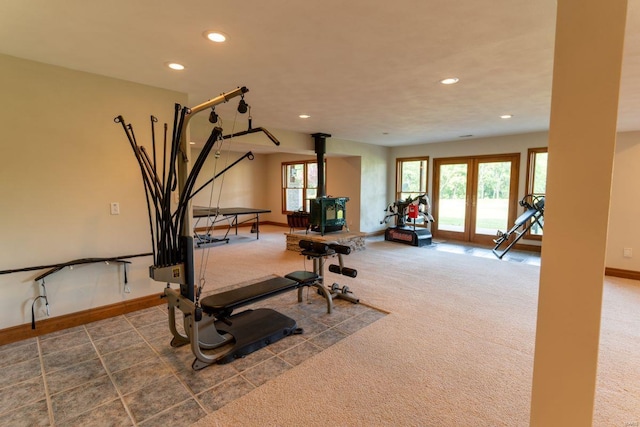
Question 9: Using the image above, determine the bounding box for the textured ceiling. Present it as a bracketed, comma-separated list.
[0, 1, 638, 147]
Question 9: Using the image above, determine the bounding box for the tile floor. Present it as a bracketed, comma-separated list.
[0, 288, 385, 426]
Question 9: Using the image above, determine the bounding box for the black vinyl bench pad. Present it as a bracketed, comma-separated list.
[514, 208, 540, 228]
[284, 270, 319, 284]
[200, 276, 300, 316]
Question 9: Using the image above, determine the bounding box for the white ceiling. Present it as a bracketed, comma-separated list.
[1, 1, 639, 147]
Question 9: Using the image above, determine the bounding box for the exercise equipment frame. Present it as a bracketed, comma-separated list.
[381, 193, 434, 247]
[286, 239, 359, 314]
[492, 194, 545, 259]
[116, 86, 335, 370]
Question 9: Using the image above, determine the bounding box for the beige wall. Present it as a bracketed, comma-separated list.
[608, 131, 640, 271]
[327, 138, 389, 233]
[327, 156, 362, 233]
[190, 149, 269, 210]
[0, 54, 187, 329]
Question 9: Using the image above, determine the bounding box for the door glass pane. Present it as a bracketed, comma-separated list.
[475, 161, 511, 235]
[438, 163, 467, 232]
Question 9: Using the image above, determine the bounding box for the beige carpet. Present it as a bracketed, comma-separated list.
[190, 226, 640, 426]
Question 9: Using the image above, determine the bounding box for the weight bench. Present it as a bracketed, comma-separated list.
[165, 273, 320, 370]
[200, 274, 325, 321]
[492, 194, 544, 259]
[286, 240, 360, 314]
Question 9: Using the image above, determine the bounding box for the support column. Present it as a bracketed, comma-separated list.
[530, 1, 627, 426]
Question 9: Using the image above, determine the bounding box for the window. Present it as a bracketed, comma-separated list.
[525, 147, 547, 237]
[396, 157, 429, 202]
[282, 160, 319, 213]
[395, 157, 429, 226]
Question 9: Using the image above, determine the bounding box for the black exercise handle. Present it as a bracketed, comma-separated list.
[299, 240, 329, 253]
[328, 264, 341, 274]
[222, 127, 281, 146]
[328, 264, 357, 278]
[341, 267, 357, 278]
[328, 244, 351, 255]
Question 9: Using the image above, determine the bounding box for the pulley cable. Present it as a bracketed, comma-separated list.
[196, 109, 239, 302]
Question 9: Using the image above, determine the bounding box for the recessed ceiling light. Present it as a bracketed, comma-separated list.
[299, 114, 311, 119]
[500, 114, 513, 119]
[440, 77, 459, 85]
[204, 31, 227, 43]
[189, 141, 196, 145]
[166, 62, 185, 70]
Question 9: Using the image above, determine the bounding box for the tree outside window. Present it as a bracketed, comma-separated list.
[526, 147, 547, 237]
[282, 160, 321, 212]
[396, 157, 428, 202]
[396, 157, 429, 225]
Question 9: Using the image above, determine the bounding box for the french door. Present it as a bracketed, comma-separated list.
[432, 154, 519, 245]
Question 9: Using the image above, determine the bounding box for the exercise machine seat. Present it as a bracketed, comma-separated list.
[200, 276, 299, 316]
[284, 270, 319, 285]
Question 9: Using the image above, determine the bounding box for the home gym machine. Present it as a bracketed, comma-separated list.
[286, 240, 359, 314]
[381, 193, 434, 247]
[115, 86, 317, 370]
[492, 194, 545, 259]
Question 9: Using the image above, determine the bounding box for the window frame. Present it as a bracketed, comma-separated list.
[281, 160, 322, 213]
[432, 153, 520, 244]
[524, 147, 547, 239]
[395, 156, 430, 227]
[395, 156, 429, 201]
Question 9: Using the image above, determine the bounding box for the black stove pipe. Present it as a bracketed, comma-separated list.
[312, 133, 331, 198]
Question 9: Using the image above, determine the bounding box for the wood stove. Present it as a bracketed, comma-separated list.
[308, 133, 349, 236]
[310, 196, 349, 235]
